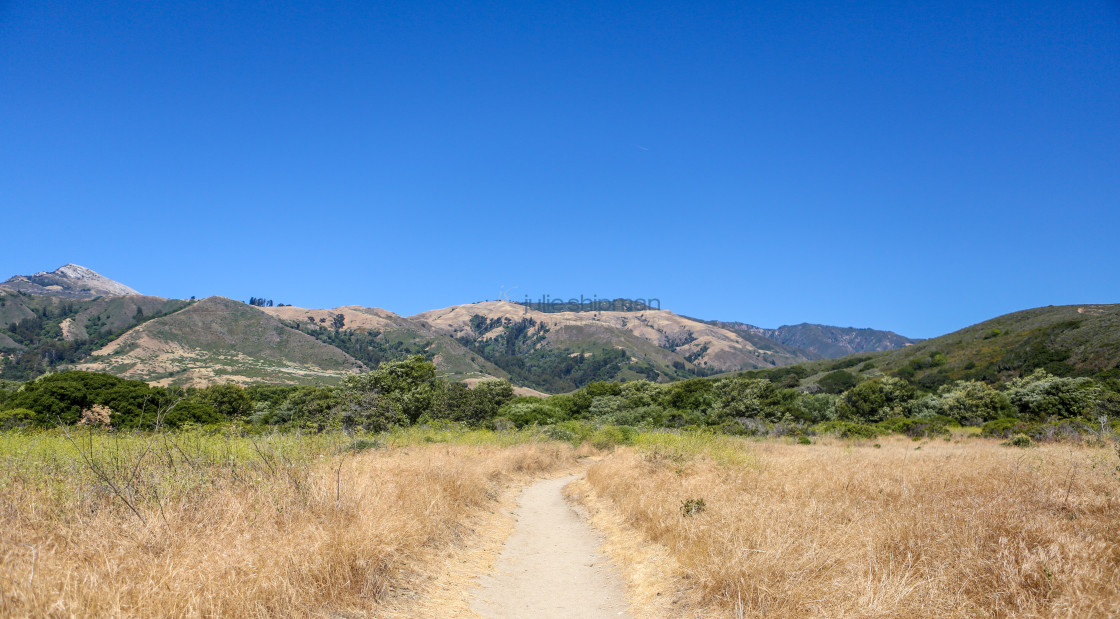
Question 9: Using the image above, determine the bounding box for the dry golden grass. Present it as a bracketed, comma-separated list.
[583, 434, 1120, 618]
[0, 429, 575, 617]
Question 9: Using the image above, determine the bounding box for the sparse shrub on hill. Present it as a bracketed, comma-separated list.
[817, 370, 859, 394]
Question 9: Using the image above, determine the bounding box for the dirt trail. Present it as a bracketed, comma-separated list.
[470, 474, 631, 618]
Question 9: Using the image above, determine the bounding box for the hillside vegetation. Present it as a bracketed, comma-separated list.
[753, 304, 1120, 396]
[1, 265, 924, 390]
[412, 301, 811, 389]
[74, 297, 364, 386]
[0, 292, 187, 380]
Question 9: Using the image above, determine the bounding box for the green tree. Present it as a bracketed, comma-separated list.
[934, 380, 1012, 424]
[836, 377, 917, 422]
[197, 383, 252, 418]
[1004, 369, 1100, 420]
[344, 355, 439, 424]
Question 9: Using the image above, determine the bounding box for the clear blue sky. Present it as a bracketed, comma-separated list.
[2, 1, 1118, 338]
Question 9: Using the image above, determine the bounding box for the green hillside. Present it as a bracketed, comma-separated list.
[0, 292, 188, 379]
[76, 297, 364, 386]
[279, 313, 509, 383]
[749, 304, 1120, 393]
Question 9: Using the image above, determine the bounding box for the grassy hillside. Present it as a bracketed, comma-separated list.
[411, 301, 817, 391]
[67, 296, 187, 341]
[264, 305, 510, 383]
[0, 292, 188, 379]
[865, 303, 1119, 378]
[745, 304, 1120, 392]
[75, 297, 364, 386]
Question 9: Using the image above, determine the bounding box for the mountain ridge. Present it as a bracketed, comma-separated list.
[1, 264, 140, 299]
[1, 264, 924, 389]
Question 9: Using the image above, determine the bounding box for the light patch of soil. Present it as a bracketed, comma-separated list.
[460, 377, 548, 398]
[59, 317, 79, 341]
[259, 305, 405, 331]
[566, 477, 702, 618]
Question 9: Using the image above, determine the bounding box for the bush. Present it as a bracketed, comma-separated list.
[1003, 434, 1034, 448]
[815, 421, 881, 439]
[876, 417, 951, 438]
[680, 497, 706, 516]
[1028, 419, 1096, 443]
[544, 420, 595, 446]
[501, 399, 567, 427]
[981, 417, 1031, 439]
[590, 425, 637, 449]
[818, 370, 859, 395]
[1004, 370, 1099, 421]
[0, 407, 34, 429]
[836, 377, 917, 423]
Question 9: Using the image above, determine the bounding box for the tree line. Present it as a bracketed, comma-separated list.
[2, 356, 1117, 445]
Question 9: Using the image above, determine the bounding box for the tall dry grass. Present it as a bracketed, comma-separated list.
[0, 428, 574, 617]
[584, 434, 1120, 618]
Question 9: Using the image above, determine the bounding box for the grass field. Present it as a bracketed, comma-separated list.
[578, 433, 1120, 618]
[0, 426, 574, 617]
[2, 426, 1117, 617]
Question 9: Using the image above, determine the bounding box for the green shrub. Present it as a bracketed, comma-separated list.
[876, 417, 950, 438]
[815, 421, 881, 439]
[346, 438, 382, 452]
[0, 407, 34, 429]
[835, 377, 917, 423]
[680, 497, 706, 516]
[590, 425, 637, 449]
[544, 420, 595, 446]
[981, 417, 1030, 439]
[1003, 434, 1034, 448]
[818, 370, 859, 395]
[797, 435, 811, 445]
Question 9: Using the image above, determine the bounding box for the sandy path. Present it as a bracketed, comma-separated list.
[470, 474, 631, 618]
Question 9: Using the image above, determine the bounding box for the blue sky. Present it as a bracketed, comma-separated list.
[1, 1, 1117, 338]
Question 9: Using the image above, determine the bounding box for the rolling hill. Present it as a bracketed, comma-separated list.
[2, 264, 926, 391]
[410, 301, 812, 391]
[75, 297, 365, 386]
[781, 304, 1120, 393]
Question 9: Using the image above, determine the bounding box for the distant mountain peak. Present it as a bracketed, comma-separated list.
[1, 264, 140, 299]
